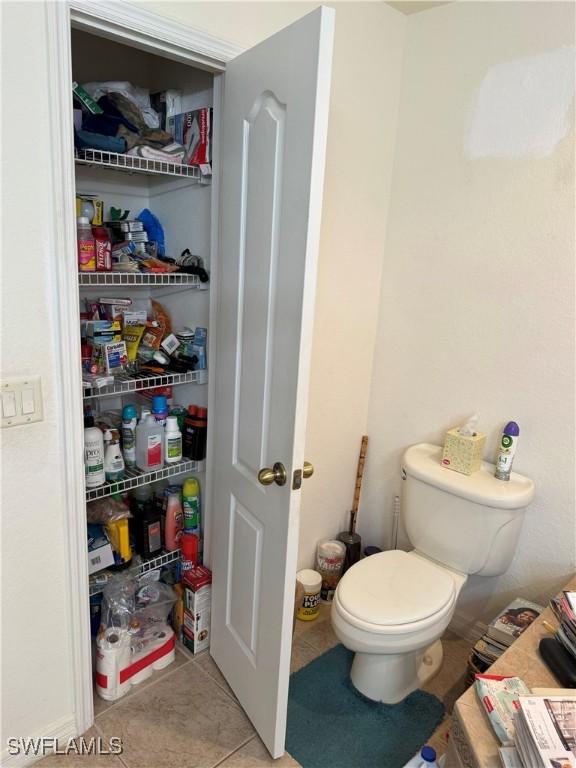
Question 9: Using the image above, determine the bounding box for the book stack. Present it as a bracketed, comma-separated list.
[468, 598, 544, 683]
[550, 591, 576, 662]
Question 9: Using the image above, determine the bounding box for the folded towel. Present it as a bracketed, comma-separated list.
[126, 143, 185, 164]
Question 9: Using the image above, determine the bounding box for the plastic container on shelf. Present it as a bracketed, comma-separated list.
[135, 415, 164, 472]
[164, 486, 183, 551]
[182, 405, 198, 459]
[164, 416, 182, 464]
[84, 411, 105, 487]
[77, 217, 96, 272]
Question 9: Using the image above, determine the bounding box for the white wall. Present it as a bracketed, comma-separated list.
[138, 1, 407, 568]
[362, 1, 576, 628]
[1, 0, 74, 747]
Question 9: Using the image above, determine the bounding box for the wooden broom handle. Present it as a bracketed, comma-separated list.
[351, 435, 369, 516]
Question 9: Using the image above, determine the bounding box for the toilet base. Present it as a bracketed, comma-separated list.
[350, 639, 443, 704]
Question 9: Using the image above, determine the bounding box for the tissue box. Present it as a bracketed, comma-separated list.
[442, 428, 486, 475]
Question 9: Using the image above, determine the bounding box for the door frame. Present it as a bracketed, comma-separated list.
[46, 0, 244, 737]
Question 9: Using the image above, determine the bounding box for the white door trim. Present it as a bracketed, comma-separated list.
[47, 0, 244, 738]
[69, 0, 244, 69]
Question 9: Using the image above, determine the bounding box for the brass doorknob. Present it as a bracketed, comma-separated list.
[303, 461, 314, 479]
[258, 462, 287, 487]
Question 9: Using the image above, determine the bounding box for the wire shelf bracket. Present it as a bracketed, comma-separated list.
[85, 459, 203, 502]
[75, 149, 211, 183]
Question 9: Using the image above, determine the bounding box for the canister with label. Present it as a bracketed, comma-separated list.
[296, 569, 322, 621]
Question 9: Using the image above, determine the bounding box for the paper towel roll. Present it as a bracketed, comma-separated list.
[96, 629, 131, 701]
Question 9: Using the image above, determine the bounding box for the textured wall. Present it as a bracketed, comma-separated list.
[362, 1, 575, 627]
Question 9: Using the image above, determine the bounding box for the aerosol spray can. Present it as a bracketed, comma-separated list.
[495, 421, 520, 481]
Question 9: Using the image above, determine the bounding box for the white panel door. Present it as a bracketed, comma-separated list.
[210, 7, 334, 758]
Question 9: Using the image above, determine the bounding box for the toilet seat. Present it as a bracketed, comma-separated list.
[335, 550, 456, 634]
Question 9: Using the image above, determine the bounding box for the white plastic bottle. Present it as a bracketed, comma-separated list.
[135, 415, 164, 472]
[84, 413, 105, 487]
[403, 746, 437, 768]
[164, 416, 182, 464]
[104, 429, 125, 482]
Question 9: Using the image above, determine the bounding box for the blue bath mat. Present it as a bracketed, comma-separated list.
[286, 644, 444, 768]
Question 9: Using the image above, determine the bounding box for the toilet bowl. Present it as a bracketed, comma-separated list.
[331, 443, 534, 704]
[331, 549, 467, 704]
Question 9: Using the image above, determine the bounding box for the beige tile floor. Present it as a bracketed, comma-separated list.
[39, 604, 470, 768]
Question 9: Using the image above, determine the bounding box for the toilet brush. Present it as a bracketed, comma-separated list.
[338, 435, 368, 575]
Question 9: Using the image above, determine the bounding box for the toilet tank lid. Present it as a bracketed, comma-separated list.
[403, 443, 535, 509]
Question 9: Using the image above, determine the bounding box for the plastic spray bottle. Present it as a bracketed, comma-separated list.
[495, 421, 520, 481]
[104, 430, 125, 482]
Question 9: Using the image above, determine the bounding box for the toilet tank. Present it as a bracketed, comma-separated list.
[401, 443, 535, 576]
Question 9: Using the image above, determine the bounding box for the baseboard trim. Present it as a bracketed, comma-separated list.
[1, 715, 78, 768]
[449, 610, 488, 644]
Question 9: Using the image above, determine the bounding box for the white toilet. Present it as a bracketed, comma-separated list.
[331, 443, 535, 704]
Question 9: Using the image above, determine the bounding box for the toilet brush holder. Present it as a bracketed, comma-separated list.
[337, 531, 361, 575]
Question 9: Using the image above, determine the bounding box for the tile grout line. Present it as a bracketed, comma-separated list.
[92, 720, 129, 767]
[189, 656, 241, 705]
[208, 734, 258, 768]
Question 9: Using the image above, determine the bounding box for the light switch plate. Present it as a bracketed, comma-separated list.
[1, 376, 43, 427]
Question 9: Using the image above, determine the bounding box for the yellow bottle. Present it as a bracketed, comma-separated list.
[105, 519, 131, 564]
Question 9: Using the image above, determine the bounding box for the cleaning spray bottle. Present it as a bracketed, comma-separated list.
[104, 429, 125, 482]
[495, 421, 520, 481]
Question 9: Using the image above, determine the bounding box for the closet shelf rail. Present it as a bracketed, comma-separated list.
[86, 458, 202, 502]
[78, 272, 206, 287]
[75, 149, 210, 181]
[89, 550, 182, 596]
[83, 370, 208, 400]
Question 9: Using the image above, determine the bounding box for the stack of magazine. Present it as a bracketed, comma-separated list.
[550, 591, 576, 662]
[509, 696, 576, 767]
[470, 598, 544, 676]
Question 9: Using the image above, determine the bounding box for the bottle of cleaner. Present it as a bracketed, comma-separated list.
[121, 404, 138, 468]
[182, 405, 198, 459]
[151, 394, 169, 426]
[402, 746, 437, 768]
[104, 429, 125, 482]
[182, 477, 200, 533]
[130, 486, 163, 559]
[135, 415, 164, 472]
[164, 486, 183, 551]
[194, 407, 208, 461]
[77, 217, 96, 272]
[84, 411, 105, 488]
[495, 421, 520, 481]
[165, 416, 182, 464]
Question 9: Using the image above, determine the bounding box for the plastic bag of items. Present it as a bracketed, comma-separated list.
[96, 573, 177, 701]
